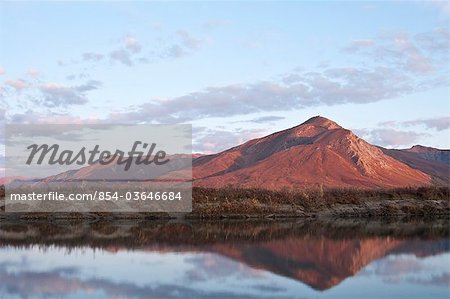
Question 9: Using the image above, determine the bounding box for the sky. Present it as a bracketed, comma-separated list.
[0, 1, 449, 154]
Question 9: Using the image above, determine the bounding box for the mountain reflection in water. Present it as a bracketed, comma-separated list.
[0, 219, 449, 299]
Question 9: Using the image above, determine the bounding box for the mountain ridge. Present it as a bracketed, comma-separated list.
[193, 116, 441, 189]
[4, 116, 448, 190]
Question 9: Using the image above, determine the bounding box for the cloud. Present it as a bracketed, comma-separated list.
[82, 52, 104, 62]
[124, 35, 142, 53]
[107, 32, 201, 65]
[378, 116, 450, 131]
[354, 128, 429, 147]
[57, 59, 66, 67]
[404, 117, 450, 131]
[243, 115, 285, 124]
[177, 30, 202, 50]
[344, 28, 450, 74]
[5, 79, 27, 91]
[75, 31, 202, 67]
[184, 254, 241, 282]
[377, 120, 398, 127]
[193, 127, 264, 153]
[161, 44, 188, 59]
[105, 35, 143, 66]
[79, 30, 203, 66]
[100, 27, 449, 125]
[408, 273, 450, 286]
[9, 110, 99, 124]
[184, 254, 265, 283]
[343, 39, 375, 52]
[105, 62, 446, 124]
[26, 68, 40, 77]
[109, 49, 133, 66]
[66, 73, 88, 81]
[0, 264, 281, 299]
[370, 255, 428, 276]
[394, 37, 432, 72]
[158, 30, 203, 59]
[38, 80, 101, 107]
[355, 115, 449, 148]
[366, 254, 450, 288]
[427, 1, 450, 16]
[416, 27, 450, 53]
[0, 67, 5, 75]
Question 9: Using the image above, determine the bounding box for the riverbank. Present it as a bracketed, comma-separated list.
[1, 186, 449, 219]
[1, 218, 449, 248]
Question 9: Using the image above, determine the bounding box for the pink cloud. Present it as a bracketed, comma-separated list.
[5, 79, 27, 91]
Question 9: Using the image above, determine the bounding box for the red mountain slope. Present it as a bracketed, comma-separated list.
[193, 116, 432, 189]
[15, 116, 437, 190]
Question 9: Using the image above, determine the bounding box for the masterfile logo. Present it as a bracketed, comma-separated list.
[26, 141, 170, 171]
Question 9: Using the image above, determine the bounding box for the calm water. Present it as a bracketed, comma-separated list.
[0, 219, 449, 299]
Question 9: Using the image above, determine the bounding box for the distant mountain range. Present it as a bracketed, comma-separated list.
[3, 116, 449, 190]
[193, 116, 449, 189]
[381, 145, 449, 185]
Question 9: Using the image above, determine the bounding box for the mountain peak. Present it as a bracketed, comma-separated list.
[301, 115, 342, 129]
[405, 145, 444, 153]
[193, 115, 432, 189]
[411, 145, 429, 150]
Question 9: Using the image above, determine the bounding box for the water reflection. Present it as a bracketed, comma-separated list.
[0, 219, 449, 299]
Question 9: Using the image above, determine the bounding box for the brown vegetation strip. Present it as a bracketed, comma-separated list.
[1, 185, 449, 218]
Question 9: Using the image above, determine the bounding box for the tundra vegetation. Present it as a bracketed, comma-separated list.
[1, 185, 449, 218]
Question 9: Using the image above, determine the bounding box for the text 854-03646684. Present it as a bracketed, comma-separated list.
[96, 191, 183, 201]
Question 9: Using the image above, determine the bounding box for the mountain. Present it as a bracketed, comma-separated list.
[405, 145, 450, 163]
[193, 116, 433, 189]
[7, 116, 445, 190]
[41, 154, 192, 182]
[381, 145, 450, 184]
[0, 176, 29, 185]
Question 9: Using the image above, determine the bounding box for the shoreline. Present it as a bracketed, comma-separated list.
[1, 186, 449, 220]
[1, 218, 449, 248]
